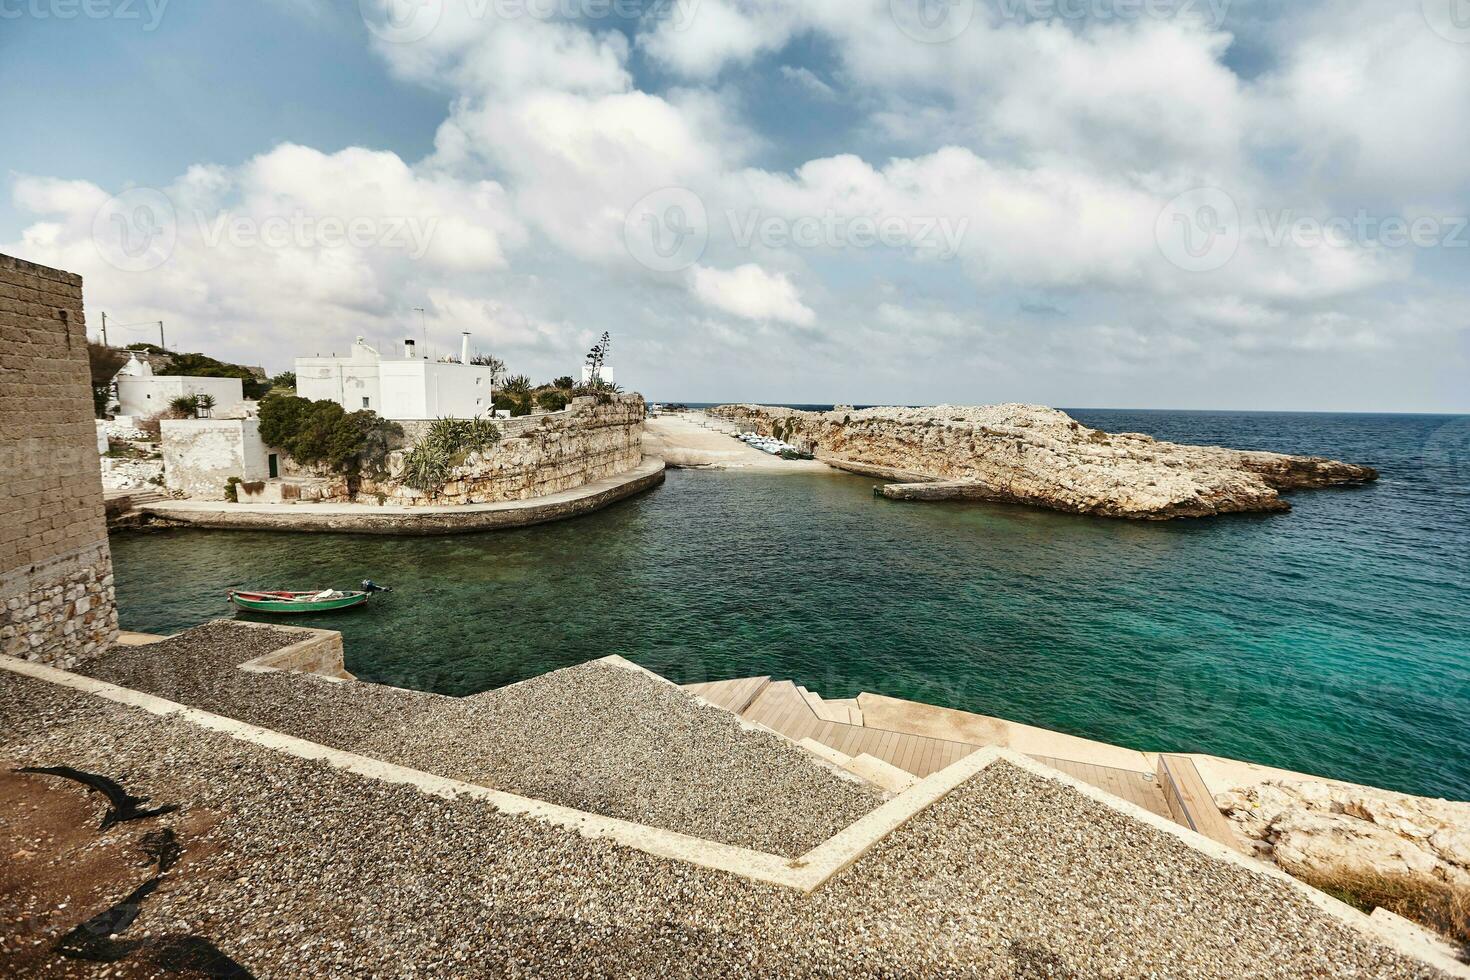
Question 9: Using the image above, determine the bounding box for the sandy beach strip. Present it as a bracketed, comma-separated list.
[644, 412, 835, 473]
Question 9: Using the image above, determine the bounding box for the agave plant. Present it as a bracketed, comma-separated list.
[400, 443, 453, 494]
[400, 416, 502, 495]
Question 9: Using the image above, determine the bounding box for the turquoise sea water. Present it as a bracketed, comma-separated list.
[109, 411, 1470, 800]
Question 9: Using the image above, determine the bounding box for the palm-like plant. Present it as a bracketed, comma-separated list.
[168, 395, 200, 418]
[399, 417, 501, 495]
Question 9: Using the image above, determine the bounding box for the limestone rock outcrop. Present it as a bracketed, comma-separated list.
[711, 403, 1376, 519]
[1217, 780, 1470, 888]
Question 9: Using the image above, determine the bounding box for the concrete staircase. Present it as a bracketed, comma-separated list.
[797, 738, 918, 793]
[104, 488, 172, 529]
[683, 674, 1249, 852]
[797, 686, 863, 726]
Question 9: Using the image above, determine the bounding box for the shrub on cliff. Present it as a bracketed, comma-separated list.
[492, 392, 533, 417]
[574, 378, 621, 405]
[536, 389, 571, 412]
[258, 395, 402, 478]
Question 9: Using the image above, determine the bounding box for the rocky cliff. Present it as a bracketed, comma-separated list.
[711, 404, 1376, 519]
[1219, 779, 1470, 891]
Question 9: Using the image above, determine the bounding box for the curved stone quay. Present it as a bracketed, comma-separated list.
[136, 456, 666, 535]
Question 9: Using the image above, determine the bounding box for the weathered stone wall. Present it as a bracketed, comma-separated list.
[369, 394, 646, 506]
[160, 418, 270, 499]
[0, 253, 118, 666]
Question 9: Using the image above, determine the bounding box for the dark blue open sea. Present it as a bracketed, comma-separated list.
[110, 410, 1470, 800]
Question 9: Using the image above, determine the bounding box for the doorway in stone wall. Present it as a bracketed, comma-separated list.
[267, 454, 279, 479]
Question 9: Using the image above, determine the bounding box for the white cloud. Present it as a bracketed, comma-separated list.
[4, 0, 1465, 408]
[5, 144, 526, 368]
[689, 263, 816, 325]
[778, 65, 835, 99]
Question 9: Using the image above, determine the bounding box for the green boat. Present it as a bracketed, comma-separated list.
[228, 589, 371, 614]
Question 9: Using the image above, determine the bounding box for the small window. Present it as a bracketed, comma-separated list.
[362, 397, 370, 408]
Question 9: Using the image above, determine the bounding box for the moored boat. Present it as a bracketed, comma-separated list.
[228, 589, 371, 614]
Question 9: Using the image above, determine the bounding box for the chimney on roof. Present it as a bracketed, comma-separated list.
[404, 338, 415, 359]
[461, 332, 470, 365]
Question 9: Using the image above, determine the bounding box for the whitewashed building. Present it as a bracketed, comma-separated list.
[160, 418, 274, 499]
[295, 337, 498, 420]
[114, 355, 245, 418]
[580, 363, 614, 385]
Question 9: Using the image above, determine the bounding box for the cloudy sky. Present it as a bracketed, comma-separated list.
[3, 0, 1467, 410]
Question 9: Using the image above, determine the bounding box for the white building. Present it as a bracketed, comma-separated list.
[114, 355, 246, 418]
[160, 418, 273, 499]
[580, 363, 614, 385]
[295, 336, 498, 420]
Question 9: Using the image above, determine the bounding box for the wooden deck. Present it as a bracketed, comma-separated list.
[686, 676, 1174, 821]
[683, 675, 770, 714]
[1157, 754, 1247, 851]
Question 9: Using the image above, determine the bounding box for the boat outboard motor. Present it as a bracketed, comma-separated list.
[361, 579, 393, 593]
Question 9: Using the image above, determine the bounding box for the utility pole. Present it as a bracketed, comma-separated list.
[101, 311, 108, 346]
[414, 307, 426, 359]
[158, 321, 165, 351]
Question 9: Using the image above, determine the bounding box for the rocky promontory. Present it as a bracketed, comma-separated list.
[710, 404, 1377, 519]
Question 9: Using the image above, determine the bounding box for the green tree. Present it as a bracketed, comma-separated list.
[258, 395, 402, 478]
[151, 350, 271, 398]
[268, 371, 296, 391]
[87, 342, 128, 417]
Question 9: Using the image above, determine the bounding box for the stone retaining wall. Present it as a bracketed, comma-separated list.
[368, 394, 646, 506]
[0, 253, 118, 665]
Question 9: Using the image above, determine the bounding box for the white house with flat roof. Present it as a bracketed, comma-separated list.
[295, 336, 498, 420]
[113, 355, 246, 418]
